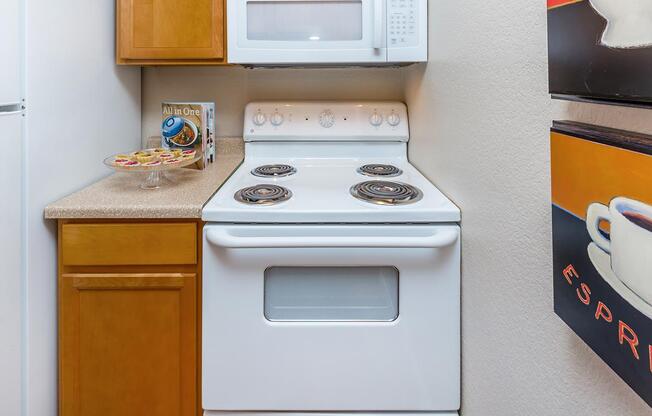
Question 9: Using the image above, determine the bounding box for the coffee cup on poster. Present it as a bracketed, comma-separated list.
[587, 197, 652, 304]
[589, 0, 652, 48]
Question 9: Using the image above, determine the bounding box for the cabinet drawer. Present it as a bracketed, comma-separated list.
[61, 223, 197, 266]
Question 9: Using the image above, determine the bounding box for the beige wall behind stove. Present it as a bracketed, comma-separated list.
[141, 66, 406, 140]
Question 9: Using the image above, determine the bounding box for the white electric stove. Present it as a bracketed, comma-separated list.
[202, 102, 460, 416]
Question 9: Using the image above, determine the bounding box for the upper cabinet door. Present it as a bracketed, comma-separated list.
[117, 0, 225, 63]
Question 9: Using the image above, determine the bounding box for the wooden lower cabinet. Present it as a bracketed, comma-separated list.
[58, 220, 202, 416]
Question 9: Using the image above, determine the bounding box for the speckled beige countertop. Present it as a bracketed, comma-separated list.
[44, 138, 244, 219]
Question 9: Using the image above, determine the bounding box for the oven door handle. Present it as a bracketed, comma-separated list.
[205, 227, 458, 249]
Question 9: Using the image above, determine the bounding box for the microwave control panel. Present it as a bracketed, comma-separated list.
[388, 0, 419, 47]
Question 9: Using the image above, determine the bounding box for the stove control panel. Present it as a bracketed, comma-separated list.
[244, 102, 409, 142]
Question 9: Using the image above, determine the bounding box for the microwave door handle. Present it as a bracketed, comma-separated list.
[373, 0, 384, 49]
[205, 227, 458, 249]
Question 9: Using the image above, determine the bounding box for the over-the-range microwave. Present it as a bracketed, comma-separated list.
[226, 0, 428, 66]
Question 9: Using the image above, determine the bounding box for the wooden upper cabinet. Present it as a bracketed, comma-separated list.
[117, 0, 227, 65]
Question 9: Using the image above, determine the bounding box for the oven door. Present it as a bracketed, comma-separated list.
[202, 224, 460, 412]
[227, 0, 387, 64]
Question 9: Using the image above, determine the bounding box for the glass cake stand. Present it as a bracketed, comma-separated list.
[103, 154, 202, 189]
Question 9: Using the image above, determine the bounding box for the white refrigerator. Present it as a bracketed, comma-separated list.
[0, 0, 25, 413]
[0, 1, 141, 415]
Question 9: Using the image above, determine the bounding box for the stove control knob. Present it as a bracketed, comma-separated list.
[319, 110, 335, 128]
[387, 113, 401, 127]
[270, 112, 284, 126]
[369, 112, 383, 127]
[252, 112, 267, 126]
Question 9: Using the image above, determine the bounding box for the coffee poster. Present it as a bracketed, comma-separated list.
[548, 0, 652, 105]
[551, 121, 652, 406]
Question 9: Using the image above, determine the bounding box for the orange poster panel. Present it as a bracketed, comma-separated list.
[551, 131, 652, 219]
[547, 0, 582, 9]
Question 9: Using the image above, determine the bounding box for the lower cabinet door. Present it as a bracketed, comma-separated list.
[59, 273, 197, 416]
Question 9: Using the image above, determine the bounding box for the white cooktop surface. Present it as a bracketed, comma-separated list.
[203, 102, 459, 224]
[202, 156, 460, 224]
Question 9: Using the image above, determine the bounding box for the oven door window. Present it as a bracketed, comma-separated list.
[264, 266, 398, 322]
[247, 1, 364, 41]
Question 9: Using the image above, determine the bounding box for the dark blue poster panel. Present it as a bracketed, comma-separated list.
[548, 1, 652, 105]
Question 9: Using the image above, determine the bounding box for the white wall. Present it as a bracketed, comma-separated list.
[142, 66, 405, 139]
[405, 0, 652, 415]
[24, 1, 140, 415]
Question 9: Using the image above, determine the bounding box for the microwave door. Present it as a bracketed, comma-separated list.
[228, 0, 388, 64]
